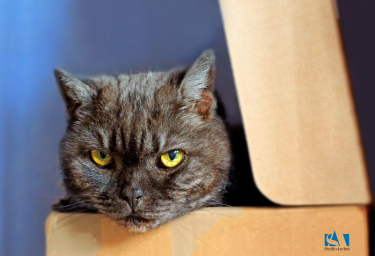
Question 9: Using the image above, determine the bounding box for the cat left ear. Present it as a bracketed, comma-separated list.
[180, 50, 216, 119]
[54, 69, 96, 115]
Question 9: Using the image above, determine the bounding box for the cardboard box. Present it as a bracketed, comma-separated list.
[219, 0, 371, 205]
[46, 0, 372, 255]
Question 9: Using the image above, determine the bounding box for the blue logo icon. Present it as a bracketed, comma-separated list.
[325, 231, 349, 246]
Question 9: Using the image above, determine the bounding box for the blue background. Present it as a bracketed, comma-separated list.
[0, 1, 240, 255]
[1, 0, 374, 255]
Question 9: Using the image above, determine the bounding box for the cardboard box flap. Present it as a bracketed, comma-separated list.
[46, 206, 368, 256]
[219, 0, 371, 205]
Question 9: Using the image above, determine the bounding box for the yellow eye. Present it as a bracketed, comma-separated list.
[160, 150, 184, 168]
[90, 150, 112, 166]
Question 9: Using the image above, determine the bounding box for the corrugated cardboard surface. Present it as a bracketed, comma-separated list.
[46, 206, 368, 256]
[219, 0, 371, 205]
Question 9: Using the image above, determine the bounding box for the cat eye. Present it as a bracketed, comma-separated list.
[160, 150, 184, 168]
[90, 150, 113, 167]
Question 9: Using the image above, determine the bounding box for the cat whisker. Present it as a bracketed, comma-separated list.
[110, 225, 126, 235]
[68, 194, 109, 200]
[208, 202, 233, 207]
[194, 209, 236, 218]
[71, 215, 110, 232]
[49, 214, 91, 233]
[172, 220, 194, 254]
[173, 220, 207, 246]
[53, 200, 88, 209]
[55, 213, 78, 224]
[184, 215, 213, 225]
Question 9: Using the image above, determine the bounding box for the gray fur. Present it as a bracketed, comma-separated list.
[53, 50, 231, 232]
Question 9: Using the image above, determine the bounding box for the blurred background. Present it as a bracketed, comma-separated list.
[0, 0, 374, 255]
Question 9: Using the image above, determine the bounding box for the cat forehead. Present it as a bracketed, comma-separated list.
[91, 71, 171, 91]
[90, 72, 181, 113]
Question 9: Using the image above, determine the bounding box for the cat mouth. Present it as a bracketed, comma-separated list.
[126, 214, 153, 224]
[118, 214, 157, 232]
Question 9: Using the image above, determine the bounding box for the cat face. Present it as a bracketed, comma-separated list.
[53, 51, 231, 232]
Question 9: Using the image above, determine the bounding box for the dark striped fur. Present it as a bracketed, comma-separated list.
[53, 51, 231, 232]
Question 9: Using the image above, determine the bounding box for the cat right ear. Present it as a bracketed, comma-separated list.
[179, 50, 216, 119]
[54, 69, 96, 115]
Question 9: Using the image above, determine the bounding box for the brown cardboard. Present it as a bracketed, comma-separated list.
[219, 0, 371, 205]
[46, 206, 368, 256]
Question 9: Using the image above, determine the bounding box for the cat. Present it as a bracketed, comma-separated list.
[52, 50, 231, 232]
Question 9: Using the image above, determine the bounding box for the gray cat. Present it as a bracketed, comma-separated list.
[53, 50, 231, 232]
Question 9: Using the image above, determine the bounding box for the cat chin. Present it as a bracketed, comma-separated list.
[125, 224, 151, 233]
[116, 216, 159, 233]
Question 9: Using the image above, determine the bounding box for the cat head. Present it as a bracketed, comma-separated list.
[53, 50, 231, 232]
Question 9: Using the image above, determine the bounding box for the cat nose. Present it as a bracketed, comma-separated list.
[121, 188, 144, 209]
[133, 188, 144, 207]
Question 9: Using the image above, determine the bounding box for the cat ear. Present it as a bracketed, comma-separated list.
[54, 69, 96, 114]
[180, 50, 216, 118]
